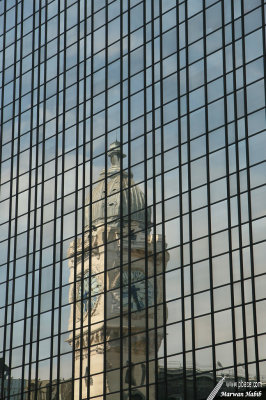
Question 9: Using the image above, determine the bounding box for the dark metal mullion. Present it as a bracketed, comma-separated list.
[35, 1, 47, 398]
[75, 2, 82, 399]
[119, 0, 124, 398]
[27, 1, 42, 397]
[221, 0, 238, 383]
[143, 2, 150, 399]
[0, 2, 7, 174]
[240, 0, 260, 381]
[126, 3, 133, 399]
[8, 0, 23, 389]
[50, 0, 61, 398]
[255, 0, 266, 380]
[183, 1, 197, 397]
[202, 0, 217, 384]
[21, 0, 37, 398]
[10, 2, 32, 398]
[230, 0, 249, 382]
[64, 0, 77, 395]
[158, 1, 168, 399]
[1, 1, 16, 399]
[39, 1, 55, 397]
[150, 2, 159, 399]
[87, 0, 94, 398]
[81, 0, 90, 398]
[57, 1, 66, 397]
[0, 15, 4, 400]
[261, 1, 266, 109]
[176, 2, 187, 398]
[103, 2, 109, 398]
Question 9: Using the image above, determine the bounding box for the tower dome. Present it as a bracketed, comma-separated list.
[85, 142, 151, 229]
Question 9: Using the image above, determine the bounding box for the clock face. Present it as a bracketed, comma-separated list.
[118, 270, 154, 312]
[77, 272, 102, 315]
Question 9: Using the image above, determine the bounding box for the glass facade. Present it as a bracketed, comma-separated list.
[0, 0, 265, 399]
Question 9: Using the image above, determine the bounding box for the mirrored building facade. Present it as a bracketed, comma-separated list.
[0, 0, 265, 399]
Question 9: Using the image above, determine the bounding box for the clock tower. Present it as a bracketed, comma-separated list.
[67, 142, 169, 399]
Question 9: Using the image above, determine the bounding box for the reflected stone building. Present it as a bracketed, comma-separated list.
[67, 142, 169, 399]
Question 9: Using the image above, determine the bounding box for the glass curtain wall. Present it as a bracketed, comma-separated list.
[0, 0, 265, 399]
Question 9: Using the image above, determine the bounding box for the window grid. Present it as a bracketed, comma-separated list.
[0, 1, 265, 400]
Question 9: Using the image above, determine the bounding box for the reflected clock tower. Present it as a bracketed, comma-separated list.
[67, 142, 169, 399]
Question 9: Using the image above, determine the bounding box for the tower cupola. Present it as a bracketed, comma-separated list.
[85, 142, 151, 229]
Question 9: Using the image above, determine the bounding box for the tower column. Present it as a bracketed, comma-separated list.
[68, 143, 169, 399]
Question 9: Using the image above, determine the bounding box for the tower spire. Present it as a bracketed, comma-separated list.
[108, 141, 126, 170]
